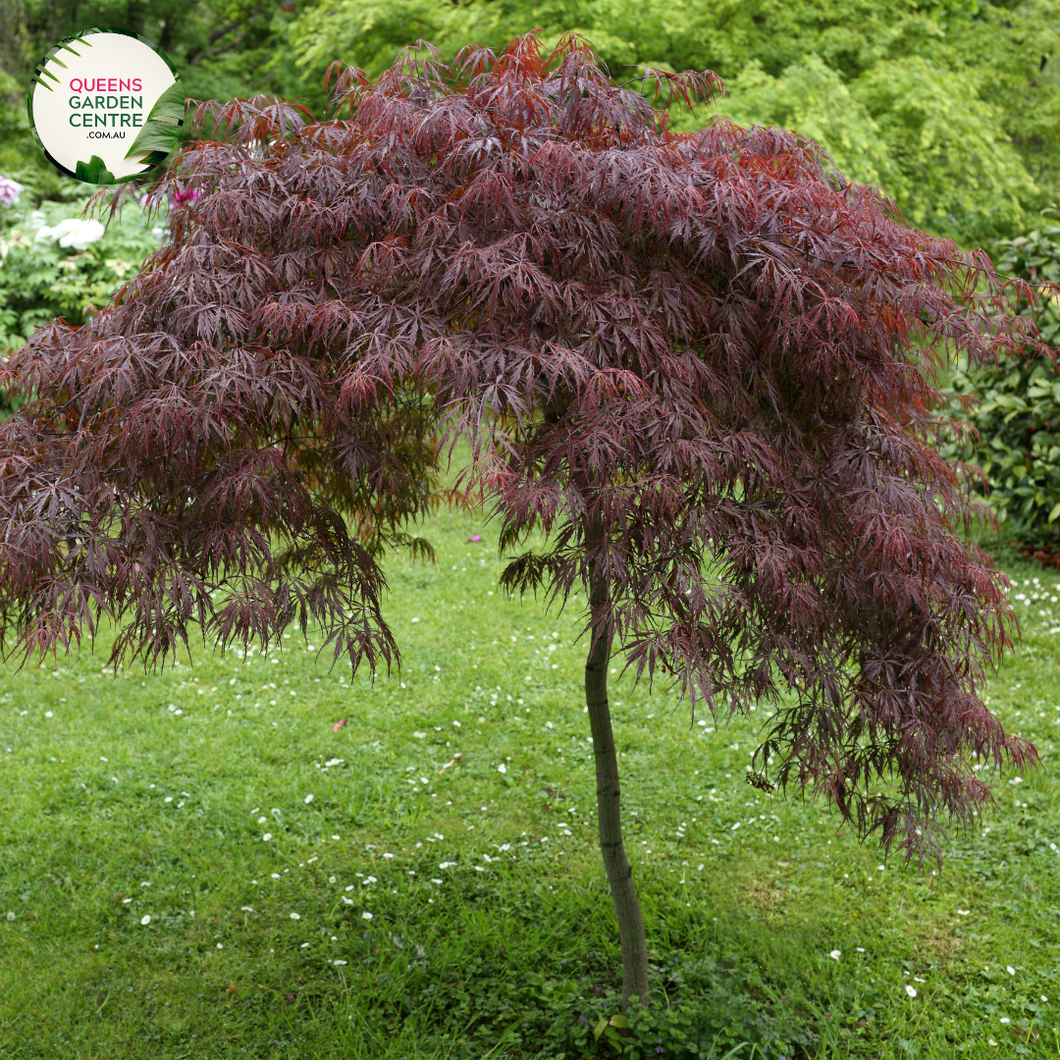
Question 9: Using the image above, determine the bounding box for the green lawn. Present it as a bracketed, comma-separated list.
[0, 501, 1057, 1059]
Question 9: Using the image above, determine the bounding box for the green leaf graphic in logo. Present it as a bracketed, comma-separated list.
[73, 154, 142, 185]
[125, 81, 185, 165]
[74, 154, 117, 184]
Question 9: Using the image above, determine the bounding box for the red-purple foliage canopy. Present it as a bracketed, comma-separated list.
[0, 35, 1040, 859]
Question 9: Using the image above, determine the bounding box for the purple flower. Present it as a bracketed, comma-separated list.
[0, 177, 24, 207]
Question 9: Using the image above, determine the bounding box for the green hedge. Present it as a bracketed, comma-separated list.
[942, 228, 1060, 549]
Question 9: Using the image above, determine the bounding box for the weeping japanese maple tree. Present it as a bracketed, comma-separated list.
[0, 34, 1041, 1008]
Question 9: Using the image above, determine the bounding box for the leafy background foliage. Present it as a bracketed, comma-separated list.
[0, 66, 71, 202]
[0, 0, 301, 106]
[4, 0, 1060, 247]
[294, 0, 1060, 247]
[942, 227, 1060, 552]
[705, 53, 1035, 245]
[0, 197, 161, 359]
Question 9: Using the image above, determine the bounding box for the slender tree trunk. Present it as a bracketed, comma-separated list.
[586, 570, 650, 1008]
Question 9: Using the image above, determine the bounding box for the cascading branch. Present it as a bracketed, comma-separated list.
[0, 33, 1042, 1007]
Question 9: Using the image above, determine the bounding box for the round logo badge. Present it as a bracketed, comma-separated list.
[28, 28, 184, 185]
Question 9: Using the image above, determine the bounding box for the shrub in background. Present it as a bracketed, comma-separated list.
[294, 0, 1058, 248]
[942, 226, 1060, 552]
[0, 68, 74, 205]
[0, 195, 162, 351]
[0, 191, 163, 419]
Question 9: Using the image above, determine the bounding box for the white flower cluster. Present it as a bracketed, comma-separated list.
[34, 217, 106, 251]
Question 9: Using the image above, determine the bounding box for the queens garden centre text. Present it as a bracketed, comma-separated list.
[68, 78, 144, 128]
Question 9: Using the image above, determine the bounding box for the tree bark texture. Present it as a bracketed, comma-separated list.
[586, 570, 650, 1008]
